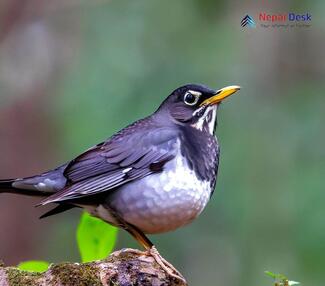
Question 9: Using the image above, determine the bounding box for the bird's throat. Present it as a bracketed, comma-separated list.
[191, 105, 217, 135]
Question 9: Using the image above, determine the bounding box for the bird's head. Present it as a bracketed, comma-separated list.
[157, 84, 240, 134]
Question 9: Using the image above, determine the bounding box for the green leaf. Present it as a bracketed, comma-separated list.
[265, 271, 300, 286]
[18, 261, 49, 272]
[77, 212, 118, 262]
[265, 271, 277, 279]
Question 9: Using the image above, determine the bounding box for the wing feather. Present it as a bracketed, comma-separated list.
[40, 120, 178, 205]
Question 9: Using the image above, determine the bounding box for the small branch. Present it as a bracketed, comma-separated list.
[0, 249, 187, 286]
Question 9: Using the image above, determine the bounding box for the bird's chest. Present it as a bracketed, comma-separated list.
[106, 153, 212, 234]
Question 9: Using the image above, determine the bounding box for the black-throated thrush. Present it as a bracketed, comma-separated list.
[0, 84, 240, 281]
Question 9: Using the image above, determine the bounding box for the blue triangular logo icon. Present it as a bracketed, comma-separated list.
[241, 15, 256, 28]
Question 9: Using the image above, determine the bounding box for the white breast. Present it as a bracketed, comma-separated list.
[104, 141, 212, 234]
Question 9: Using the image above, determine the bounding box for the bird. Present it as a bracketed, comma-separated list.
[0, 83, 240, 282]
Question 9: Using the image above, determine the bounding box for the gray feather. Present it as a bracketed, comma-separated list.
[39, 118, 178, 205]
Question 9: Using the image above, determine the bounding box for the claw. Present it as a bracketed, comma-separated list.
[148, 246, 187, 284]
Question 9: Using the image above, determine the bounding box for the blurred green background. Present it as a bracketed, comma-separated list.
[0, 0, 324, 285]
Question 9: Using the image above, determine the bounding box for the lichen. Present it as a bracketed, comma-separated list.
[106, 250, 150, 265]
[50, 262, 102, 286]
[6, 267, 41, 286]
[0, 249, 187, 286]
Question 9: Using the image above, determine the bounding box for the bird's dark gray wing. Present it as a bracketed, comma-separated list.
[40, 119, 178, 205]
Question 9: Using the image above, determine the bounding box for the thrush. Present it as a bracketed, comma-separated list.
[0, 83, 240, 282]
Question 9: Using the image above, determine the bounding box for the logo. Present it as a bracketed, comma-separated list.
[259, 12, 311, 22]
[241, 15, 256, 28]
[240, 13, 311, 29]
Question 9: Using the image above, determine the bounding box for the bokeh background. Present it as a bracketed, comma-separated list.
[0, 1, 324, 285]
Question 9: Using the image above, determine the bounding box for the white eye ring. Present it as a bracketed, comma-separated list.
[184, 91, 200, 106]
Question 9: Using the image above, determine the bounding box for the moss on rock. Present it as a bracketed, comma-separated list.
[50, 263, 101, 286]
[6, 268, 41, 286]
[0, 249, 187, 286]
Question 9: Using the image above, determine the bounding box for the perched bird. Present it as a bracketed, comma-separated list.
[0, 84, 240, 281]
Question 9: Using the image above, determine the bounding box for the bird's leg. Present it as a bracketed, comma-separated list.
[103, 207, 150, 256]
[103, 206, 186, 283]
[123, 222, 187, 284]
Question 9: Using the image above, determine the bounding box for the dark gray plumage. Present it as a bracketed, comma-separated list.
[0, 83, 240, 239]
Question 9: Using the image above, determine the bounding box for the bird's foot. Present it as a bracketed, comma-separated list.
[147, 246, 187, 284]
[118, 247, 187, 284]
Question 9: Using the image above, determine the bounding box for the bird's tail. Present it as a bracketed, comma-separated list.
[0, 179, 15, 191]
[0, 178, 48, 196]
[0, 164, 68, 198]
[0, 176, 76, 218]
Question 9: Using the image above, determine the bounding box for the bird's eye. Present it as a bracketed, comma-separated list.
[184, 92, 199, 106]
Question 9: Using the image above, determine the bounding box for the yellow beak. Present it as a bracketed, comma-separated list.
[200, 85, 241, 106]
